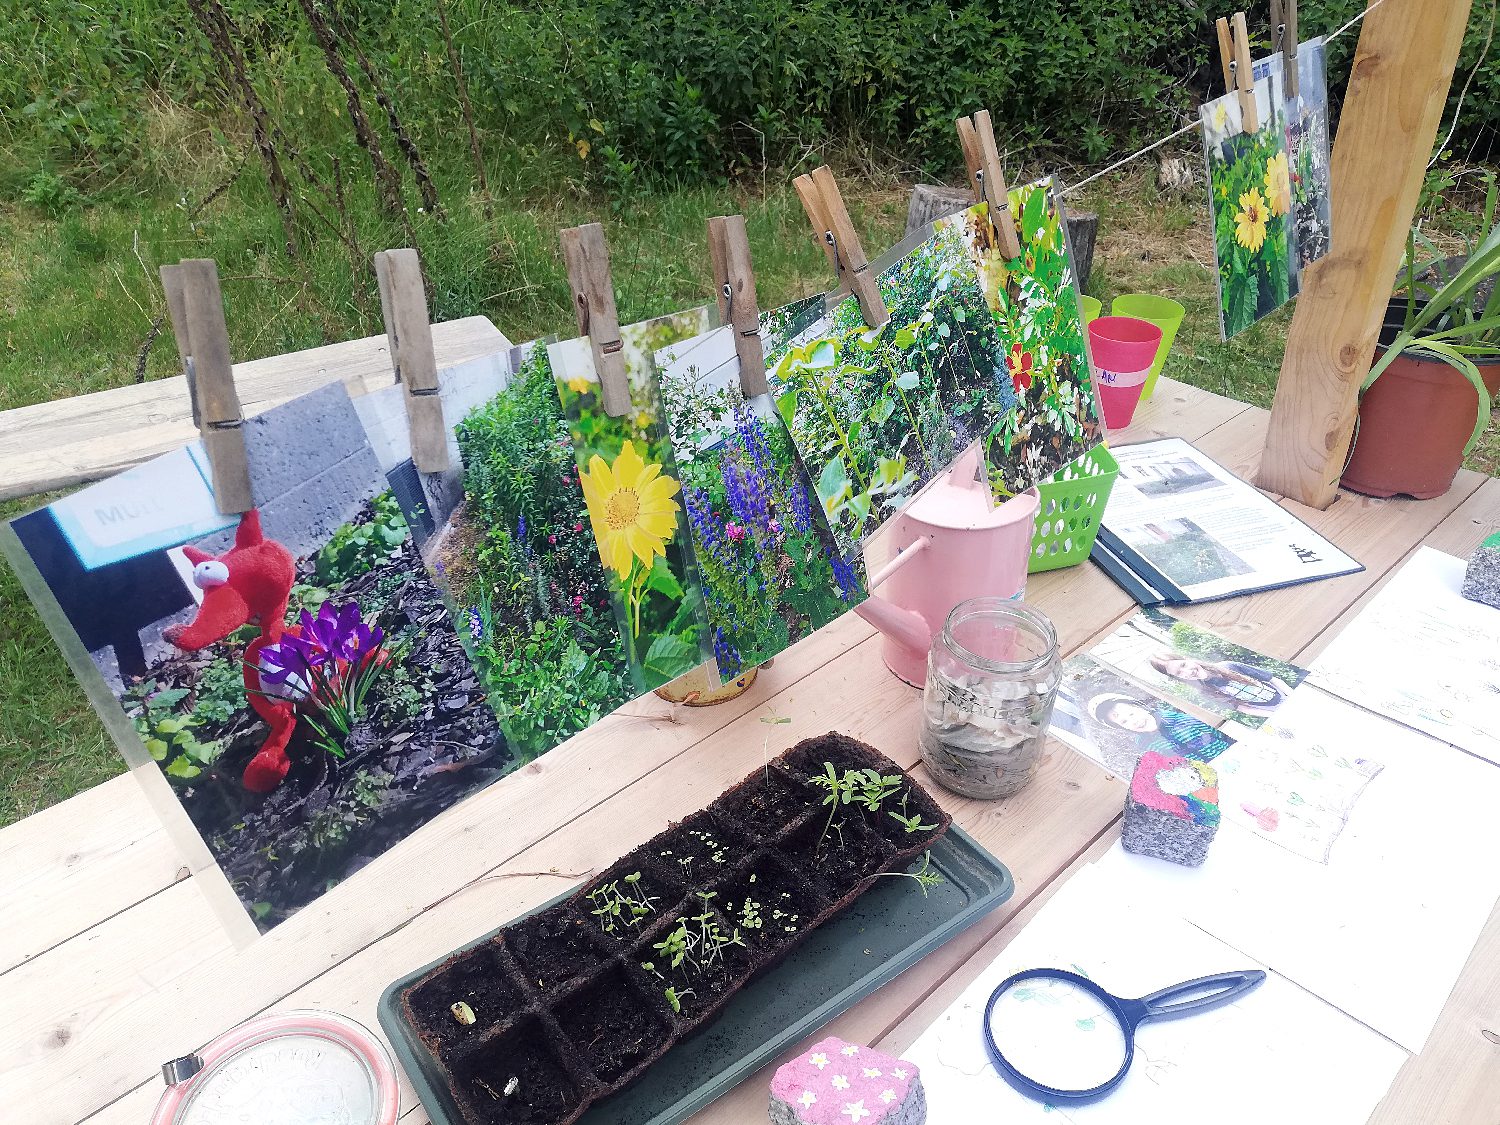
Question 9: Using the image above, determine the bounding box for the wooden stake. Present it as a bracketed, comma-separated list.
[972, 110, 1023, 259]
[807, 166, 889, 327]
[793, 173, 848, 296]
[1232, 12, 1259, 134]
[560, 223, 630, 418]
[178, 259, 253, 514]
[708, 215, 767, 397]
[373, 248, 449, 473]
[1258, 0, 1474, 508]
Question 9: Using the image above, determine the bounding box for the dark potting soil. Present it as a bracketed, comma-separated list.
[510, 907, 610, 994]
[409, 943, 521, 1054]
[398, 732, 951, 1125]
[458, 1019, 584, 1125]
[146, 511, 510, 929]
[554, 968, 670, 1084]
[785, 730, 947, 851]
[579, 863, 679, 951]
[708, 767, 818, 841]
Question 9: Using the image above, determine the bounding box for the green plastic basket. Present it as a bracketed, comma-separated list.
[1028, 445, 1119, 573]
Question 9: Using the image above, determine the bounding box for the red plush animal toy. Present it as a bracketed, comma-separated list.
[164, 510, 299, 793]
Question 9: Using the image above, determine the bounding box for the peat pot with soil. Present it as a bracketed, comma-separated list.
[394, 732, 950, 1125]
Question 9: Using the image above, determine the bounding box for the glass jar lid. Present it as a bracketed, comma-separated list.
[151, 1011, 400, 1125]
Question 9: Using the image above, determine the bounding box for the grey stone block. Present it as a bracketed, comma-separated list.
[1461, 539, 1500, 610]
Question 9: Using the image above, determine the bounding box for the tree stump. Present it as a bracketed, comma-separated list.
[904, 184, 1097, 293]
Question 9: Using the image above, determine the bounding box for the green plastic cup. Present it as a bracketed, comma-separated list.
[1079, 294, 1102, 324]
[1111, 294, 1184, 400]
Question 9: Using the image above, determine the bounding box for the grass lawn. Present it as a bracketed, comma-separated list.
[1, 147, 1493, 827]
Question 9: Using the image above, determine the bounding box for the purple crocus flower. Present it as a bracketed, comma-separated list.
[258, 637, 313, 687]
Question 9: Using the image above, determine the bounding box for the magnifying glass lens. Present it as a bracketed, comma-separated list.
[987, 976, 1128, 1093]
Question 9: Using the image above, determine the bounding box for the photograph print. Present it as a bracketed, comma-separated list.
[656, 324, 866, 677]
[3, 382, 510, 933]
[1090, 608, 1308, 728]
[936, 178, 1103, 498]
[1050, 654, 1235, 778]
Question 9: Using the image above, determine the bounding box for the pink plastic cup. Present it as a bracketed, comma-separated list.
[1088, 316, 1164, 429]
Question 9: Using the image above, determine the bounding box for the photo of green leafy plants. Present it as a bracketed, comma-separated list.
[768, 225, 1014, 559]
[425, 344, 635, 761]
[1202, 73, 1294, 338]
[656, 326, 865, 677]
[939, 180, 1103, 498]
[1286, 39, 1334, 281]
[4, 387, 509, 931]
[551, 308, 715, 690]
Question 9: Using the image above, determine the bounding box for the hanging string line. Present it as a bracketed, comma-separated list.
[1429, 0, 1494, 169]
[1062, 0, 1395, 198]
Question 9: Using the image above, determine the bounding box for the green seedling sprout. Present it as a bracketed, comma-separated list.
[760, 713, 792, 782]
[810, 762, 906, 846]
[586, 871, 659, 935]
[889, 790, 939, 835]
[875, 851, 945, 897]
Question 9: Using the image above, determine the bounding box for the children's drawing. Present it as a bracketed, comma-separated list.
[1090, 608, 1308, 728]
[656, 325, 865, 676]
[1201, 62, 1293, 338]
[3, 383, 509, 933]
[936, 178, 1103, 498]
[550, 307, 716, 691]
[768, 225, 1013, 558]
[1050, 654, 1235, 778]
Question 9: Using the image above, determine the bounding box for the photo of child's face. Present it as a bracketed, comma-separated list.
[1106, 701, 1160, 734]
[1160, 655, 1211, 681]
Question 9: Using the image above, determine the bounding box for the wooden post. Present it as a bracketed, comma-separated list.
[1258, 0, 1474, 508]
[707, 215, 767, 396]
[559, 223, 630, 418]
[177, 259, 254, 514]
[373, 248, 450, 473]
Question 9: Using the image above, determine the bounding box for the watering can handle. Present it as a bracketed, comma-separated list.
[868, 536, 930, 588]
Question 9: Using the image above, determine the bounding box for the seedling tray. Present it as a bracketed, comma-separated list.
[380, 824, 1012, 1125]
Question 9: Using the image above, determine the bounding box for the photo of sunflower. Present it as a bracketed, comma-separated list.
[1234, 189, 1269, 252]
[1200, 65, 1292, 339]
[580, 440, 681, 580]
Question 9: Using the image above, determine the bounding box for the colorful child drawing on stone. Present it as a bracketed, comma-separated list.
[551, 308, 715, 691]
[657, 325, 865, 677]
[768, 226, 1014, 559]
[936, 178, 1103, 498]
[1202, 63, 1293, 338]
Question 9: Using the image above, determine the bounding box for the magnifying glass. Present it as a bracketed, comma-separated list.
[983, 967, 1266, 1104]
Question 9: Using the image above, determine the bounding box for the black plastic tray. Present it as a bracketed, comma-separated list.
[378, 825, 1012, 1125]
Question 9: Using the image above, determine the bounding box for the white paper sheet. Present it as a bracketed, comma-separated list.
[1311, 547, 1500, 765]
[904, 866, 1407, 1124]
[1090, 687, 1500, 1053]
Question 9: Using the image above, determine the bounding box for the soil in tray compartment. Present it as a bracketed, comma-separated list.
[710, 768, 819, 842]
[635, 904, 754, 1026]
[777, 812, 894, 901]
[652, 811, 741, 886]
[554, 966, 670, 1084]
[407, 943, 521, 1053]
[509, 906, 610, 994]
[712, 855, 826, 956]
[784, 732, 945, 848]
[580, 864, 678, 950]
[457, 1018, 584, 1125]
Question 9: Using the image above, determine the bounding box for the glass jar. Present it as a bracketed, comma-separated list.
[919, 598, 1062, 800]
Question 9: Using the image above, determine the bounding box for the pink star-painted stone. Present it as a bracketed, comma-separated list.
[769, 1037, 925, 1125]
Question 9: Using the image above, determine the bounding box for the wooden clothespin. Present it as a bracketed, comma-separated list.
[955, 109, 1022, 259]
[791, 166, 889, 328]
[374, 248, 450, 474]
[1215, 12, 1260, 134]
[167, 259, 253, 515]
[707, 214, 767, 397]
[559, 223, 630, 418]
[1270, 0, 1300, 99]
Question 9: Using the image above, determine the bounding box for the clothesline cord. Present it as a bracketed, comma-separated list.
[1060, 0, 1394, 199]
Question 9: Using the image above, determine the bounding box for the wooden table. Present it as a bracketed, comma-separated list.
[3, 378, 1497, 1125]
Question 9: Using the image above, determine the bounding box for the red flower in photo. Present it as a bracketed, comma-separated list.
[1006, 343, 1035, 394]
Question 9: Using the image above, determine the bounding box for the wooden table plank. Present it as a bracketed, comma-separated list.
[0, 316, 508, 501]
[0, 775, 183, 975]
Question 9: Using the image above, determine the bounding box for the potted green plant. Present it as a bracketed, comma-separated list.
[1342, 190, 1500, 499]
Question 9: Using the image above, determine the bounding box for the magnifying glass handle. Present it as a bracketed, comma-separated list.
[1132, 970, 1267, 1022]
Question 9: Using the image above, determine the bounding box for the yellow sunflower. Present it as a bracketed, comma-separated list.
[565, 374, 593, 396]
[1234, 189, 1269, 253]
[1212, 103, 1229, 132]
[579, 440, 680, 579]
[1263, 152, 1291, 217]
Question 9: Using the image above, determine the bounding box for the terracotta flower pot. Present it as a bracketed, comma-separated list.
[1341, 343, 1500, 500]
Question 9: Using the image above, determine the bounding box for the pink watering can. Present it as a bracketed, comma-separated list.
[854, 447, 1040, 686]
